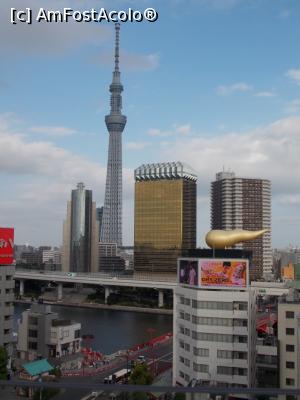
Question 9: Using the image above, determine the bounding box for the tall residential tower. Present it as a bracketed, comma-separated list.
[211, 171, 272, 280]
[100, 23, 126, 246]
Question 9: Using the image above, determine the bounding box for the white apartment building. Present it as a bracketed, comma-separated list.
[278, 294, 300, 397]
[173, 258, 256, 390]
[17, 304, 81, 361]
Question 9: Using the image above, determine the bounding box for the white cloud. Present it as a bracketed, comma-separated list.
[30, 126, 77, 136]
[255, 91, 276, 98]
[94, 50, 159, 71]
[285, 99, 300, 114]
[125, 141, 151, 150]
[216, 82, 253, 96]
[0, 0, 110, 55]
[277, 194, 300, 205]
[286, 69, 300, 86]
[175, 124, 191, 135]
[160, 116, 300, 246]
[161, 116, 300, 197]
[148, 124, 192, 137]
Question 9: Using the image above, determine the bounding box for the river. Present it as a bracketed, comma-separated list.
[14, 303, 173, 355]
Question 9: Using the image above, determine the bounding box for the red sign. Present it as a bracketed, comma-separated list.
[0, 228, 14, 265]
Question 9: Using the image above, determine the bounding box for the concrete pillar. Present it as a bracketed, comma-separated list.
[158, 290, 164, 308]
[19, 279, 24, 297]
[104, 287, 111, 304]
[57, 283, 63, 301]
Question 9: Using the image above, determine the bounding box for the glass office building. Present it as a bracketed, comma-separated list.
[62, 183, 99, 273]
[134, 162, 197, 273]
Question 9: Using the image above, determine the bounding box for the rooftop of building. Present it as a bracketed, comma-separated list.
[51, 319, 79, 327]
[134, 161, 197, 181]
[215, 170, 271, 183]
[22, 359, 53, 377]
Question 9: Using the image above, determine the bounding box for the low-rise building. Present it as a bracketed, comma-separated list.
[17, 303, 81, 361]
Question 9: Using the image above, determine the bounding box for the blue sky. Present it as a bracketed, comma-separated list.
[1, 0, 300, 248]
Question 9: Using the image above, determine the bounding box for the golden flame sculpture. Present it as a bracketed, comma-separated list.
[205, 229, 268, 249]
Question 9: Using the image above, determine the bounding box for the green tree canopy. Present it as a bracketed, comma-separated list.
[129, 363, 153, 386]
[129, 363, 154, 400]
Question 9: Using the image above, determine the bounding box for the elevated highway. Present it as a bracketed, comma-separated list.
[14, 269, 177, 306]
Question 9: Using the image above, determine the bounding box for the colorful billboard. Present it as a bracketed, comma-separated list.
[0, 228, 14, 265]
[178, 259, 199, 286]
[200, 259, 247, 287]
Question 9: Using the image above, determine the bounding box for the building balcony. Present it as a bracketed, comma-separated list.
[232, 326, 248, 336]
[217, 358, 248, 369]
[232, 342, 249, 352]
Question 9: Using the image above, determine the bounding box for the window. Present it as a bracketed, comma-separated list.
[179, 356, 184, 364]
[179, 325, 184, 334]
[286, 311, 295, 319]
[286, 344, 295, 352]
[180, 297, 185, 305]
[286, 328, 295, 335]
[74, 329, 81, 339]
[192, 316, 233, 326]
[28, 329, 38, 338]
[193, 363, 208, 373]
[184, 358, 190, 367]
[233, 319, 248, 327]
[193, 347, 209, 357]
[184, 343, 190, 352]
[184, 374, 190, 382]
[179, 340, 184, 349]
[29, 316, 38, 325]
[217, 350, 232, 359]
[233, 302, 248, 311]
[192, 300, 233, 310]
[28, 342, 37, 350]
[184, 328, 190, 336]
[286, 361, 295, 369]
[192, 332, 233, 342]
[179, 311, 185, 320]
[217, 366, 232, 375]
[179, 371, 184, 378]
[236, 336, 247, 343]
[184, 313, 190, 321]
[185, 298, 191, 306]
[286, 378, 295, 386]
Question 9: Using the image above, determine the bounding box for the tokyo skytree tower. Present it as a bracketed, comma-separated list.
[100, 23, 126, 246]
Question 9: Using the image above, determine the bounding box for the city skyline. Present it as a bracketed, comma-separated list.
[1, 0, 300, 247]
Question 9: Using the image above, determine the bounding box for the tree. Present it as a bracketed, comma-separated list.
[129, 363, 154, 400]
[0, 347, 8, 380]
[174, 394, 186, 400]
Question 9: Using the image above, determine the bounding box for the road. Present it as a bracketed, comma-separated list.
[54, 340, 173, 400]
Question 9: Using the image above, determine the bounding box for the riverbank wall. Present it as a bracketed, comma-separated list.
[14, 298, 173, 315]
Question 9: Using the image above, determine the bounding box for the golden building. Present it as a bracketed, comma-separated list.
[134, 162, 197, 273]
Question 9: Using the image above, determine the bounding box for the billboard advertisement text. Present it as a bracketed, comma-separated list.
[0, 228, 14, 265]
[200, 259, 247, 287]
